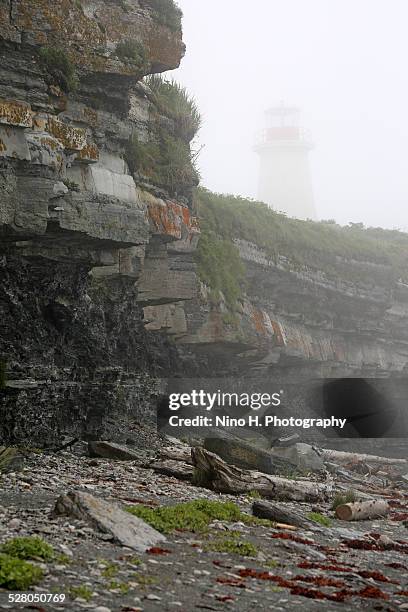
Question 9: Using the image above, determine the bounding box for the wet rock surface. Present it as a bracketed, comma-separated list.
[0, 445, 407, 611]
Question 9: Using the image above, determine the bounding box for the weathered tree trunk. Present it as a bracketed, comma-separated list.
[335, 500, 389, 521]
[252, 500, 319, 529]
[204, 436, 293, 474]
[148, 459, 194, 482]
[321, 449, 406, 466]
[157, 446, 193, 464]
[191, 447, 333, 503]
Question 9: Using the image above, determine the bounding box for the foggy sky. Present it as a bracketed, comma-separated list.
[172, 0, 408, 230]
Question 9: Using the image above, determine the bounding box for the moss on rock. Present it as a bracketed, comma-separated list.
[0, 554, 43, 590]
[126, 499, 261, 534]
[1, 537, 54, 561]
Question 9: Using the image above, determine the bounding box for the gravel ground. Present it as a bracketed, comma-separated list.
[0, 447, 407, 612]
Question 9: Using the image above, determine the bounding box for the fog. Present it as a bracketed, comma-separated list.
[172, 0, 408, 229]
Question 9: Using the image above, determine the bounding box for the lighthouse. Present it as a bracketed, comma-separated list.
[254, 105, 317, 220]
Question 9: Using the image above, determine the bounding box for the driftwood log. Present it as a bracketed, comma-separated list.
[191, 447, 333, 503]
[252, 500, 320, 529]
[335, 500, 389, 521]
[204, 436, 294, 475]
[321, 449, 406, 466]
[157, 446, 193, 464]
[148, 459, 194, 482]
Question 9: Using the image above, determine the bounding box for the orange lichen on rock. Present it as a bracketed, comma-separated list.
[12, 0, 184, 76]
[39, 136, 63, 151]
[251, 307, 271, 337]
[75, 142, 99, 163]
[147, 22, 185, 71]
[147, 199, 198, 241]
[82, 107, 98, 127]
[0, 99, 32, 128]
[270, 319, 285, 346]
[46, 116, 87, 151]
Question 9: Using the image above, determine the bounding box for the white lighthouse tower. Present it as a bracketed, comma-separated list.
[254, 105, 317, 220]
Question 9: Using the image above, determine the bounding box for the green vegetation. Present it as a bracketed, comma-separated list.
[55, 553, 71, 565]
[135, 574, 157, 587]
[264, 559, 280, 569]
[108, 580, 129, 594]
[118, 0, 130, 11]
[115, 40, 147, 69]
[247, 490, 262, 499]
[69, 585, 93, 601]
[125, 132, 199, 199]
[331, 490, 357, 510]
[126, 499, 270, 534]
[62, 179, 80, 192]
[307, 512, 332, 527]
[145, 75, 202, 140]
[195, 188, 408, 289]
[0, 360, 6, 389]
[38, 47, 79, 93]
[126, 556, 141, 566]
[142, 0, 183, 32]
[101, 562, 118, 578]
[126, 78, 200, 201]
[195, 230, 245, 310]
[0, 554, 43, 590]
[206, 534, 258, 557]
[1, 537, 54, 561]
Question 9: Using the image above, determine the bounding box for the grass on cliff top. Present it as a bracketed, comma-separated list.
[145, 75, 202, 141]
[125, 131, 199, 200]
[38, 47, 79, 93]
[195, 229, 245, 310]
[126, 499, 273, 534]
[195, 187, 408, 290]
[141, 0, 182, 32]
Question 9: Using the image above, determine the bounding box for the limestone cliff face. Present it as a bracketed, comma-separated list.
[180, 238, 408, 378]
[0, 0, 199, 445]
[169, 236, 408, 445]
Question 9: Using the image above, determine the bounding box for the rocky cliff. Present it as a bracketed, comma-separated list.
[173, 192, 408, 446]
[0, 0, 199, 445]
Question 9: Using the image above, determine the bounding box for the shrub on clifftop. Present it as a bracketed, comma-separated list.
[141, 0, 183, 32]
[39, 47, 79, 93]
[145, 75, 202, 141]
[195, 188, 408, 287]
